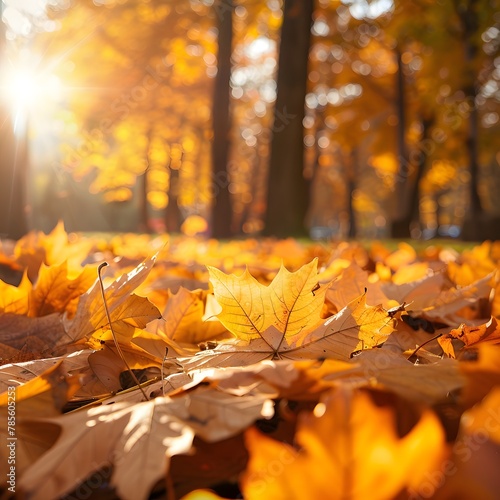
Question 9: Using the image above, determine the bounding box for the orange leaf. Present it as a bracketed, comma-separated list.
[439, 317, 500, 358]
[241, 389, 446, 500]
[29, 262, 96, 318]
[0, 273, 31, 315]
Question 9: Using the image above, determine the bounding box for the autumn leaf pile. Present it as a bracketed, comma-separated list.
[1, 223, 500, 499]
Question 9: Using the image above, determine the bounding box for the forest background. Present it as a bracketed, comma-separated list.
[0, 0, 499, 242]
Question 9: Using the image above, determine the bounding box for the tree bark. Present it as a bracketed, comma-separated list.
[210, 0, 233, 238]
[390, 47, 412, 238]
[165, 152, 182, 233]
[392, 116, 434, 238]
[262, 0, 314, 237]
[347, 148, 358, 239]
[139, 128, 152, 233]
[457, 0, 483, 217]
[0, 8, 28, 240]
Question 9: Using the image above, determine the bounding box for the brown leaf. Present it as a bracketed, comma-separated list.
[0, 313, 66, 360]
[151, 287, 228, 345]
[62, 255, 161, 346]
[439, 317, 500, 358]
[15, 387, 271, 500]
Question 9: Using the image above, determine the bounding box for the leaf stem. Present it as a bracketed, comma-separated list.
[406, 333, 443, 361]
[97, 262, 149, 401]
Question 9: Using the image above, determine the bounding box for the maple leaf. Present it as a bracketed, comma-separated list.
[208, 258, 327, 340]
[0, 349, 91, 394]
[14, 221, 93, 281]
[0, 361, 80, 483]
[88, 343, 162, 393]
[425, 386, 500, 500]
[29, 261, 96, 318]
[61, 255, 161, 346]
[241, 388, 447, 500]
[325, 262, 389, 311]
[439, 316, 500, 358]
[181, 293, 393, 369]
[0, 313, 66, 361]
[150, 287, 228, 344]
[0, 273, 31, 314]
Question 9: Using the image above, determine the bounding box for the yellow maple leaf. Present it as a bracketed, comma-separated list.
[241, 388, 447, 500]
[181, 292, 393, 369]
[208, 258, 327, 340]
[0, 273, 31, 315]
[157, 287, 228, 344]
[29, 262, 97, 318]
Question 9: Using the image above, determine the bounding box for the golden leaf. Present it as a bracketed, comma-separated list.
[208, 258, 327, 340]
[241, 388, 447, 500]
[439, 317, 500, 358]
[0, 273, 31, 315]
[29, 262, 96, 318]
[181, 293, 393, 369]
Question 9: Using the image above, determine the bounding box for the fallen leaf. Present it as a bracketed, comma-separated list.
[0, 349, 91, 393]
[0, 313, 66, 360]
[459, 344, 500, 408]
[15, 386, 271, 500]
[439, 317, 500, 358]
[208, 258, 327, 340]
[241, 388, 447, 500]
[151, 287, 228, 345]
[325, 262, 389, 311]
[0, 272, 30, 314]
[428, 386, 500, 500]
[181, 293, 393, 369]
[0, 362, 81, 485]
[29, 261, 96, 318]
[62, 255, 161, 346]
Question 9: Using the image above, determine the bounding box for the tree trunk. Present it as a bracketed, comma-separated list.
[165, 152, 182, 233]
[210, 0, 233, 238]
[458, 0, 483, 228]
[262, 0, 314, 237]
[392, 116, 434, 238]
[347, 149, 357, 239]
[390, 47, 412, 238]
[0, 10, 28, 240]
[139, 128, 152, 233]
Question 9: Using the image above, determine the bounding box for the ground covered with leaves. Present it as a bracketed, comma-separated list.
[0, 223, 499, 499]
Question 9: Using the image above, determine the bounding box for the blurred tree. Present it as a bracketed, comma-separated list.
[211, 0, 234, 238]
[0, 3, 28, 239]
[40, 0, 218, 233]
[263, 0, 314, 237]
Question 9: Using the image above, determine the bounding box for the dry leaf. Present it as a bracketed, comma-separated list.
[62, 255, 161, 346]
[439, 317, 500, 358]
[0, 273, 31, 314]
[459, 344, 500, 408]
[0, 362, 81, 485]
[325, 262, 389, 311]
[15, 387, 271, 500]
[150, 287, 228, 345]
